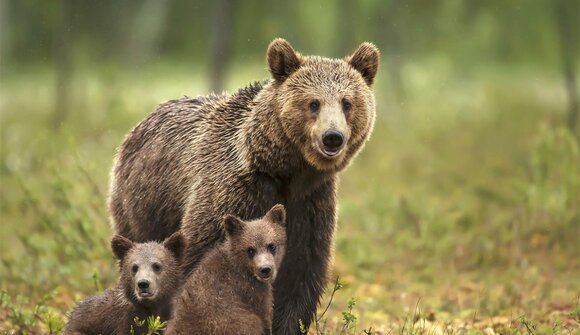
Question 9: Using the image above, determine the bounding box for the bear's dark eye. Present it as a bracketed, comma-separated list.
[132, 264, 139, 274]
[247, 247, 256, 258]
[309, 100, 320, 113]
[152, 263, 162, 273]
[267, 243, 277, 254]
[342, 99, 352, 113]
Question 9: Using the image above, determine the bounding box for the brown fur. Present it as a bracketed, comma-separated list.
[65, 233, 185, 335]
[166, 205, 287, 335]
[109, 38, 379, 334]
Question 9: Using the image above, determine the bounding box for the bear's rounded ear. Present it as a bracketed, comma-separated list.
[267, 38, 303, 82]
[223, 214, 245, 237]
[347, 42, 380, 86]
[111, 235, 134, 260]
[265, 204, 286, 227]
[163, 232, 185, 260]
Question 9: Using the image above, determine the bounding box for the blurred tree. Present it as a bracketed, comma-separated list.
[122, 0, 170, 65]
[210, 0, 236, 92]
[0, 0, 7, 68]
[336, 0, 356, 56]
[553, 0, 579, 139]
[379, 0, 406, 103]
[53, 0, 74, 129]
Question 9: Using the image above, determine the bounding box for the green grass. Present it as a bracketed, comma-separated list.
[0, 61, 578, 334]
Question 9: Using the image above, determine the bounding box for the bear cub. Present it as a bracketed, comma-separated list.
[65, 232, 185, 335]
[166, 204, 287, 335]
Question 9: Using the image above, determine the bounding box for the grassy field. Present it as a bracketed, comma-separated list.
[0, 61, 578, 334]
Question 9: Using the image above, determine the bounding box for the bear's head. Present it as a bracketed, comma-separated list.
[267, 38, 379, 172]
[223, 204, 287, 283]
[111, 232, 185, 306]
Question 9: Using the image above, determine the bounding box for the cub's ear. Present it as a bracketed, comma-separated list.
[223, 214, 245, 237]
[163, 232, 185, 260]
[265, 204, 286, 227]
[348, 42, 380, 85]
[267, 38, 303, 82]
[111, 235, 134, 260]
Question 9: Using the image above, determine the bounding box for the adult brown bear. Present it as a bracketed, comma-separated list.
[109, 38, 379, 334]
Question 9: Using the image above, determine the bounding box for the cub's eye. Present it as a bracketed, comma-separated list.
[132, 264, 139, 274]
[267, 243, 277, 254]
[309, 100, 320, 113]
[246, 247, 256, 258]
[152, 263, 162, 273]
[342, 99, 352, 113]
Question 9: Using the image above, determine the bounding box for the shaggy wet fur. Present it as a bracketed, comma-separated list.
[166, 205, 287, 335]
[65, 233, 184, 335]
[109, 38, 379, 334]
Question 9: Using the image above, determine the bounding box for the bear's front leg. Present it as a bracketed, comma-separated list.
[272, 180, 336, 335]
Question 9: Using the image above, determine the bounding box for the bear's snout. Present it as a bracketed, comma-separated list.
[257, 264, 274, 281]
[259, 266, 272, 276]
[135, 277, 155, 299]
[137, 279, 150, 290]
[322, 130, 344, 155]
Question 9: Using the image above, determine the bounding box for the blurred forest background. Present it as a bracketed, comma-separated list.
[0, 0, 579, 334]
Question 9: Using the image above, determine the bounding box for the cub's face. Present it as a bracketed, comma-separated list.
[111, 233, 184, 305]
[268, 38, 379, 171]
[224, 204, 287, 283]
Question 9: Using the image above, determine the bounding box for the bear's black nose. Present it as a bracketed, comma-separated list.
[137, 280, 150, 289]
[260, 266, 272, 275]
[322, 130, 344, 151]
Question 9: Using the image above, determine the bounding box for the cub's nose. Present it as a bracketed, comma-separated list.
[259, 266, 272, 276]
[322, 130, 344, 151]
[137, 280, 150, 289]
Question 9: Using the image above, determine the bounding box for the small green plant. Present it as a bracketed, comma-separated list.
[131, 315, 167, 335]
[312, 278, 362, 335]
[518, 315, 537, 335]
[43, 312, 66, 334]
[570, 295, 580, 324]
[146, 315, 167, 335]
[0, 291, 60, 334]
[0, 290, 8, 307]
[131, 316, 146, 335]
[340, 297, 357, 333]
[299, 319, 307, 334]
[315, 277, 343, 334]
[92, 270, 103, 292]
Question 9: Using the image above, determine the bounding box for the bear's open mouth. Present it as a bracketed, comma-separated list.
[319, 146, 342, 158]
[322, 148, 340, 157]
[136, 290, 155, 299]
[256, 273, 274, 282]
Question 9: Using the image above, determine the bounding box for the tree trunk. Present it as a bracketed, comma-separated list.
[554, 0, 579, 139]
[123, 0, 170, 65]
[53, 0, 73, 129]
[209, 0, 235, 93]
[380, 0, 406, 105]
[336, 0, 356, 56]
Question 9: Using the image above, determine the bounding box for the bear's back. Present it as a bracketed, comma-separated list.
[109, 82, 265, 242]
[65, 287, 132, 335]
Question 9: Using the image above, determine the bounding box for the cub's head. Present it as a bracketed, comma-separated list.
[223, 204, 287, 283]
[267, 38, 379, 172]
[111, 232, 185, 306]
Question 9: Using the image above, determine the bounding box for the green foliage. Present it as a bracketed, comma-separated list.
[0, 290, 65, 334]
[146, 315, 167, 335]
[131, 316, 167, 335]
[43, 312, 66, 335]
[340, 298, 357, 332]
[299, 319, 307, 334]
